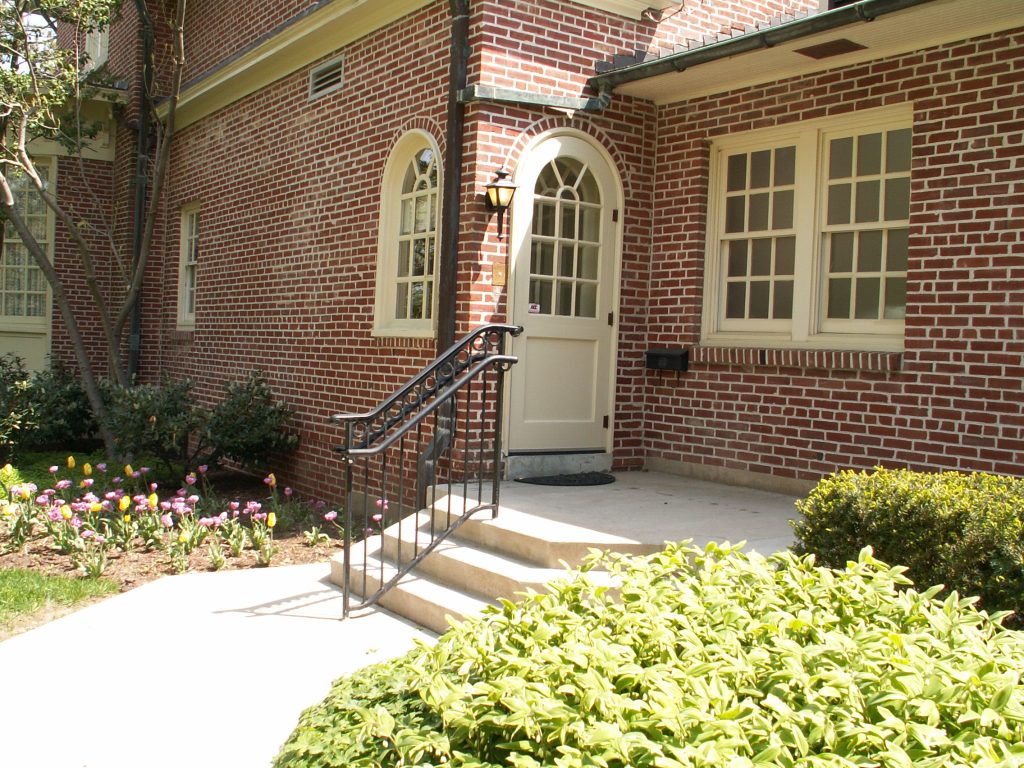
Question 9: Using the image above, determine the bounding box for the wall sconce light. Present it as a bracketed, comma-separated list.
[484, 167, 517, 239]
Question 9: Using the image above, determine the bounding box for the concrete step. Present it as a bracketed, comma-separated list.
[329, 490, 652, 633]
[503, 452, 612, 480]
[329, 535, 490, 635]
[379, 511, 597, 602]
[431, 492, 663, 568]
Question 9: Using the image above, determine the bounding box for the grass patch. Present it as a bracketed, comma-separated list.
[0, 568, 119, 627]
[7, 449, 107, 490]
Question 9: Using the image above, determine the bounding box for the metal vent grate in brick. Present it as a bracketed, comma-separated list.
[309, 56, 344, 99]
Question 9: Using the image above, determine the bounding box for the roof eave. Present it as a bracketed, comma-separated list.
[588, 0, 937, 92]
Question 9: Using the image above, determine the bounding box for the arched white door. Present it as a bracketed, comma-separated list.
[507, 135, 621, 453]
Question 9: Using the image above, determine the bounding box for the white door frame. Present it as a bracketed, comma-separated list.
[504, 128, 624, 454]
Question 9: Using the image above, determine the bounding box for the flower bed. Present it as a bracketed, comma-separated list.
[0, 457, 343, 587]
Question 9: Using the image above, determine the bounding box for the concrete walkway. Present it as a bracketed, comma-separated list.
[0, 564, 433, 768]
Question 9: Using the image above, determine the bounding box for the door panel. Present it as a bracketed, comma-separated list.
[508, 135, 619, 453]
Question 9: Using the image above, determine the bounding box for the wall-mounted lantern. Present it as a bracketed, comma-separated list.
[484, 167, 517, 239]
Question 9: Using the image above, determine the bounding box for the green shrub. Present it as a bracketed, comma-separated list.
[792, 468, 1024, 627]
[102, 378, 206, 476]
[275, 544, 1024, 768]
[204, 371, 299, 470]
[100, 373, 298, 477]
[22, 360, 96, 449]
[0, 354, 34, 460]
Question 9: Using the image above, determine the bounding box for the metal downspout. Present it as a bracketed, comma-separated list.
[416, 0, 470, 507]
[437, 0, 470, 354]
[127, 0, 153, 382]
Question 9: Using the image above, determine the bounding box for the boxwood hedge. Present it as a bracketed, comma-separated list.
[792, 468, 1024, 627]
[275, 543, 1024, 768]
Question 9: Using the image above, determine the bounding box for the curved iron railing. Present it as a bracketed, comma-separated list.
[330, 323, 522, 617]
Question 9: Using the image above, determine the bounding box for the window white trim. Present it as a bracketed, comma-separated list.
[373, 130, 442, 339]
[701, 106, 911, 353]
[176, 205, 200, 331]
[84, 28, 108, 71]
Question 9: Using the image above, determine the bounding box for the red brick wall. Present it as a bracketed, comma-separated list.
[647, 26, 1024, 483]
[154, 3, 452, 496]
[180, 0, 318, 82]
[49, 158, 116, 371]
[105, 0, 1022, 500]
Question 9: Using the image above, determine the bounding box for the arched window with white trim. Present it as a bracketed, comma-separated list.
[373, 131, 441, 337]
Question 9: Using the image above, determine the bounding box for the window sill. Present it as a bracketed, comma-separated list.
[168, 328, 194, 343]
[371, 326, 436, 341]
[691, 345, 902, 373]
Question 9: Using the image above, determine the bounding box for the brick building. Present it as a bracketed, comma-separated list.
[6, 0, 1022, 495]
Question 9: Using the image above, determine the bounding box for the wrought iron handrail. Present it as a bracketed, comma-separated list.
[330, 323, 522, 618]
[329, 323, 522, 449]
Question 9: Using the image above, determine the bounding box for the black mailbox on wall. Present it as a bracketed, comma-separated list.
[645, 348, 689, 372]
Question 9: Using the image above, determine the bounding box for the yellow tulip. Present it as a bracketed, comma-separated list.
[83, 463, 92, 477]
[178, 533, 187, 543]
[67, 456, 76, 469]
[2, 463, 12, 475]
[124, 464, 133, 476]
[267, 512, 276, 529]
[148, 493, 159, 509]
[123, 514, 131, 524]
[61, 505, 72, 520]
[266, 473, 277, 489]
[90, 502, 103, 513]
[119, 495, 131, 512]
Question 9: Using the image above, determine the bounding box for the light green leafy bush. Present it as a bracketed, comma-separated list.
[275, 543, 1024, 768]
[792, 468, 1024, 627]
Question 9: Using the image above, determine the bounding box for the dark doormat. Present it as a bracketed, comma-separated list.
[514, 472, 615, 487]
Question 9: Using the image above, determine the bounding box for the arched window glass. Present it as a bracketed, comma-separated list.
[374, 133, 441, 336]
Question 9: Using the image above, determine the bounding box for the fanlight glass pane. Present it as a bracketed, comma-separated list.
[534, 201, 556, 237]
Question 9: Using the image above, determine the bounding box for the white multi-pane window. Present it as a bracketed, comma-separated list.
[84, 28, 108, 70]
[177, 206, 199, 329]
[703, 108, 911, 351]
[374, 131, 441, 337]
[2, 165, 52, 322]
[528, 157, 602, 318]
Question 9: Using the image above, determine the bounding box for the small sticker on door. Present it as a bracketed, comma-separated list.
[528, 303, 541, 314]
